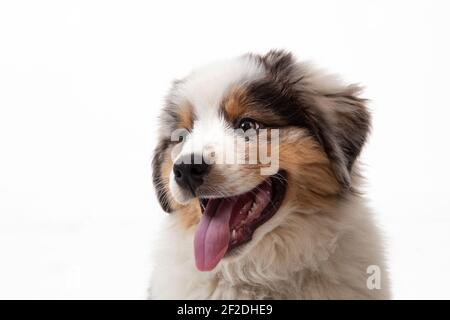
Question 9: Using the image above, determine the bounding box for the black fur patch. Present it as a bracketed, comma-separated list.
[245, 79, 317, 138]
[332, 95, 371, 170]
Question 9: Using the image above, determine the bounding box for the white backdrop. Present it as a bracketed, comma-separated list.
[0, 0, 449, 299]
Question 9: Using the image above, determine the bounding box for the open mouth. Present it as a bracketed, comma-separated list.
[194, 170, 287, 271]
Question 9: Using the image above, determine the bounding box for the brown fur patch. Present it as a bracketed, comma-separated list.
[222, 87, 248, 123]
[177, 200, 202, 230]
[278, 129, 340, 212]
[228, 127, 340, 212]
[178, 102, 194, 130]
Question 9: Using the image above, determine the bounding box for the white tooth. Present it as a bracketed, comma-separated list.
[232, 230, 237, 239]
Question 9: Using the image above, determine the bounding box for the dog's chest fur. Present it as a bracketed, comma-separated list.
[149, 195, 390, 299]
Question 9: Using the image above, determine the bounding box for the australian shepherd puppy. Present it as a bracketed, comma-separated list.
[150, 50, 390, 299]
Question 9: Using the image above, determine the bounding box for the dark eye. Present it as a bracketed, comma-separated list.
[237, 118, 260, 132]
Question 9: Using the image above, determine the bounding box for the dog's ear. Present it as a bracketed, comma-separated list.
[152, 138, 173, 213]
[312, 85, 371, 188]
[328, 86, 371, 170]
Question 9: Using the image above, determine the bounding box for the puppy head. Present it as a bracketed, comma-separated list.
[152, 50, 370, 271]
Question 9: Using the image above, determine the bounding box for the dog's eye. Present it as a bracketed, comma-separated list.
[237, 118, 260, 132]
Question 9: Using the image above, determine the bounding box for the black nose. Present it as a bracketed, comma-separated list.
[173, 154, 210, 194]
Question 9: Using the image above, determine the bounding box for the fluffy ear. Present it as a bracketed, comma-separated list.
[328, 86, 371, 170]
[312, 85, 371, 188]
[152, 138, 173, 213]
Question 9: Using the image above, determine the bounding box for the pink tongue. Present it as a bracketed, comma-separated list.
[194, 197, 238, 271]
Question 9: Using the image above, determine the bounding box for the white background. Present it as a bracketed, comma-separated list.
[0, 0, 449, 299]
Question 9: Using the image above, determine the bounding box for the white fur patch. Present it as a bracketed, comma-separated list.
[169, 56, 265, 204]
